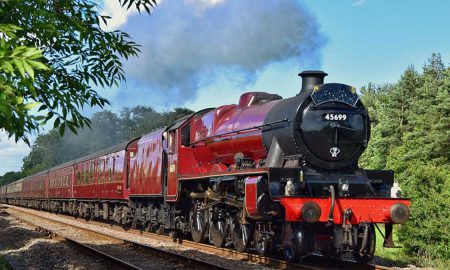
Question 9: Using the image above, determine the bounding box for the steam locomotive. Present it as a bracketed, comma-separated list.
[0, 71, 410, 263]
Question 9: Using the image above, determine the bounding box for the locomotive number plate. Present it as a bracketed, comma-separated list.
[322, 113, 348, 121]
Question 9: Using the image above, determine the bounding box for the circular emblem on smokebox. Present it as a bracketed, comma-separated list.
[330, 147, 340, 158]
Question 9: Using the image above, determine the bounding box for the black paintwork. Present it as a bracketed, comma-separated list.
[262, 82, 370, 170]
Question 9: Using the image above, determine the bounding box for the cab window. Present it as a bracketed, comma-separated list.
[181, 123, 190, 147]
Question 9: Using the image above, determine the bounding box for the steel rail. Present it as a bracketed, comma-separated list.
[64, 237, 143, 270]
[3, 204, 392, 270]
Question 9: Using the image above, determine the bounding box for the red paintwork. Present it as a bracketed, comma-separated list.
[22, 174, 46, 199]
[178, 92, 279, 178]
[73, 161, 93, 199]
[73, 150, 129, 200]
[280, 197, 411, 224]
[166, 130, 178, 198]
[95, 151, 128, 200]
[129, 130, 164, 196]
[244, 175, 261, 219]
[48, 166, 72, 199]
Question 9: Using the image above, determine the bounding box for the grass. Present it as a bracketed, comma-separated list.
[0, 255, 12, 270]
[374, 225, 410, 266]
[374, 225, 450, 269]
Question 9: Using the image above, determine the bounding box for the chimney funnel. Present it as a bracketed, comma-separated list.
[298, 70, 328, 94]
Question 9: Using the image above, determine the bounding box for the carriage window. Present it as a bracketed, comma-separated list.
[87, 162, 91, 183]
[108, 158, 113, 182]
[90, 162, 95, 183]
[112, 157, 116, 182]
[181, 123, 191, 147]
[84, 163, 88, 183]
[80, 165, 84, 184]
[101, 159, 106, 183]
[98, 160, 102, 182]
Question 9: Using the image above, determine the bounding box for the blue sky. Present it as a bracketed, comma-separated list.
[1, 0, 450, 175]
[97, 0, 450, 112]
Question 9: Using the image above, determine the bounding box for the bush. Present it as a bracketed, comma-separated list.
[398, 164, 450, 261]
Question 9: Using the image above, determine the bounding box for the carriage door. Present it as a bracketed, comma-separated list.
[166, 130, 178, 198]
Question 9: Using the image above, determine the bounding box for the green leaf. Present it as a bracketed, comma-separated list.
[68, 124, 78, 134]
[54, 117, 61, 128]
[29, 86, 38, 97]
[28, 60, 49, 70]
[23, 61, 35, 80]
[59, 123, 66, 137]
[2, 61, 14, 73]
[12, 59, 26, 78]
[34, 115, 46, 121]
[23, 102, 40, 110]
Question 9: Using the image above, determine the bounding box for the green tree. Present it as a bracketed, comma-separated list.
[361, 53, 450, 264]
[388, 54, 450, 261]
[0, 0, 156, 143]
[0, 171, 24, 186]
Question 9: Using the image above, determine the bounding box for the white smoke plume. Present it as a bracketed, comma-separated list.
[117, 0, 326, 105]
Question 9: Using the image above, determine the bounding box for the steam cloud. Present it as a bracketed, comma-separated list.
[121, 0, 325, 106]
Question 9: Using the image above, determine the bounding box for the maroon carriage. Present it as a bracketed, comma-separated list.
[22, 172, 47, 208]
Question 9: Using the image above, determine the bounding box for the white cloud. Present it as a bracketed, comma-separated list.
[352, 0, 366, 6]
[0, 130, 31, 175]
[100, 0, 224, 31]
[100, 0, 139, 31]
[184, 0, 225, 10]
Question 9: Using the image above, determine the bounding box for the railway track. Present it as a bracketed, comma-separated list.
[2, 204, 391, 270]
[2, 205, 230, 270]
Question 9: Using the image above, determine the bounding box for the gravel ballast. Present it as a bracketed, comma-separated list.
[0, 209, 110, 270]
[1, 205, 273, 270]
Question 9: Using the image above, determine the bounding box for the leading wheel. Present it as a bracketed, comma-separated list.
[283, 244, 298, 262]
[254, 230, 273, 256]
[354, 224, 376, 263]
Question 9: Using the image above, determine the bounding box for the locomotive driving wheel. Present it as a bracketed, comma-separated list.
[209, 208, 228, 247]
[190, 201, 207, 243]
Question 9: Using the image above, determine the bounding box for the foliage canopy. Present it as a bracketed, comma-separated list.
[360, 53, 450, 264]
[0, 0, 156, 144]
